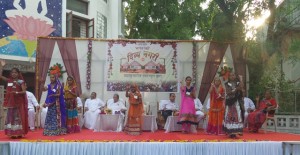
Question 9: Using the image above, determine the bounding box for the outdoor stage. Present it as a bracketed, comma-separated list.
[0, 129, 299, 155]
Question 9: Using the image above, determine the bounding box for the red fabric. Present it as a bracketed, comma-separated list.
[4, 79, 28, 136]
[1, 129, 300, 142]
[207, 86, 225, 135]
[248, 98, 277, 131]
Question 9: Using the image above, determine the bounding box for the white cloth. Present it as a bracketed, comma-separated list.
[77, 97, 83, 107]
[206, 98, 210, 110]
[94, 114, 124, 132]
[244, 97, 256, 125]
[77, 97, 84, 128]
[7, 141, 283, 155]
[107, 99, 127, 115]
[159, 100, 178, 110]
[194, 98, 205, 118]
[84, 98, 105, 129]
[26, 91, 39, 129]
[40, 107, 48, 128]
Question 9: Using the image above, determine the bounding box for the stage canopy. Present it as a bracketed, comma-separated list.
[36, 37, 247, 108]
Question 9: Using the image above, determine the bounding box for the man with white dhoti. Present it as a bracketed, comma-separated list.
[243, 93, 255, 127]
[194, 98, 206, 121]
[77, 97, 84, 128]
[84, 92, 105, 129]
[107, 94, 127, 115]
[26, 90, 40, 131]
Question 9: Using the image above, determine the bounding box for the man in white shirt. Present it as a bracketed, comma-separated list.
[194, 98, 206, 121]
[159, 93, 178, 122]
[107, 94, 127, 115]
[243, 94, 256, 127]
[77, 97, 84, 128]
[84, 92, 105, 129]
[26, 90, 40, 131]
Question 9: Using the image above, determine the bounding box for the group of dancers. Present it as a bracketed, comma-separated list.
[159, 74, 277, 138]
[0, 59, 277, 138]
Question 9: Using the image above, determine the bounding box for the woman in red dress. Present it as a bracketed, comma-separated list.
[124, 84, 144, 135]
[0, 60, 28, 138]
[248, 90, 277, 132]
[206, 77, 225, 135]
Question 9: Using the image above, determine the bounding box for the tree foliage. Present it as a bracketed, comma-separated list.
[124, 0, 205, 40]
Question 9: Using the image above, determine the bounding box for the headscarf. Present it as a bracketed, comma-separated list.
[64, 76, 77, 98]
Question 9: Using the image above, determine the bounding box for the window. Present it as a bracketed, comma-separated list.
[66, 12, 94, 38]
[96, 12, 107, 38]
[67, 0, 89, 15]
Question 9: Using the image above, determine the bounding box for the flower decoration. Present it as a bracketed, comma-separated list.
[105, 108, 112, 115]
[48, 63, 66, 78]
[217, 66, 233, 81]
[86, 40, 92, 90]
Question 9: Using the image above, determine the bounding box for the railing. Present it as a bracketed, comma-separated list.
[273, 89, 300, 114]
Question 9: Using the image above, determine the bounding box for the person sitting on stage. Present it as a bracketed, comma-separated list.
[107, 94, 127, 116]
[247, 90, 277, 133]
[77, 96, 84, 128]
[26, 84, 40, 131]
[84, 92, 105, 130]
[194, 97, 206, 123]
[160, 93, 178, 122]
[243, 90, 256, 127]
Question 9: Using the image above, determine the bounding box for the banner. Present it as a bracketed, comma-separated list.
[106, 41, 178, 92]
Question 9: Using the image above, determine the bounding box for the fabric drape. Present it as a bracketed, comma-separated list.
[198, 43, 228, 103]
[37, 39, 56, 101]
[57, 40, 82, 96]
[231, 44, 247, 91]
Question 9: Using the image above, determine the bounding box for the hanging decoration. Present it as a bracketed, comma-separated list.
[86, 40, 92, 90]
[47, 63, 66, 78]
[192, 42, 197, 84]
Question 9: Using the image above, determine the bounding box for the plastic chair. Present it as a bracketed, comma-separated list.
[262, 105, 278, 133]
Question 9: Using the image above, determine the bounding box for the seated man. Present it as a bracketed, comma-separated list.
[194, 97, 206, 122]
[107, 94, 127, 115]
[77, 96, 84, 128]
[26, 90, 40, 131]
[84, 92, 105, 129]
[243, 93, 255, 127]
[158, 93, 178, 129]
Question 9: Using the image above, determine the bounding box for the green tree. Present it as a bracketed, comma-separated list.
[124, 0, 205, 39]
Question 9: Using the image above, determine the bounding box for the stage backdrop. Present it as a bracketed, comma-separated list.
[106, 41, 178, 92]
[36, 37, 246, 115]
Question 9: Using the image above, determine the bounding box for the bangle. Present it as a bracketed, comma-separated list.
[16, 92, 18, 94]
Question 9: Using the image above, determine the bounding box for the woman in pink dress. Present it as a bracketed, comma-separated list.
[177, 76, 198, 133]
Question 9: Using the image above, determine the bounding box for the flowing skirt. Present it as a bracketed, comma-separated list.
[124, 104, 143, 135]
[223, 101, 244, 135]
[43, 104, 67, 136]
[177, 97, 198, 133]
[4, 108, 27, 137]
[247, 110, 266, 132]
[65, 98, 80, 133]
[207, 109, 225, 135]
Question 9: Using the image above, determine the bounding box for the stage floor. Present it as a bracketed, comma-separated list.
[0, 128, 299, 142]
